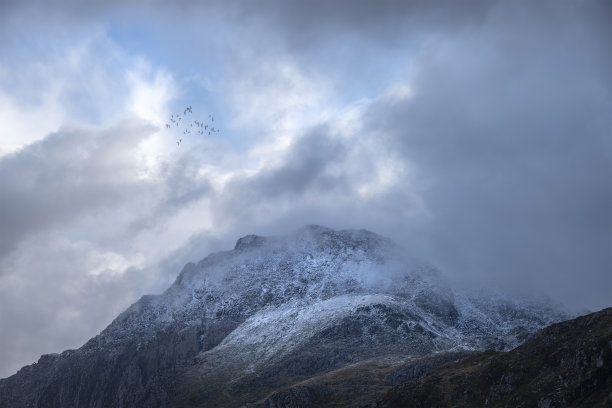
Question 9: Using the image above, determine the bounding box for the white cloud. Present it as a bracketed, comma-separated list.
[126, 59, 177, 126]
[0, 23, 193, 378]
[88, 250, 146, 277]
[0, 92, 64, 156]
[227, 56, 334, 170]
[0, 29, 178, 163]
[125, 61, 179, 177]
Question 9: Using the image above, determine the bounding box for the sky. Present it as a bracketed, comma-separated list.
[0, 0, 610, 379]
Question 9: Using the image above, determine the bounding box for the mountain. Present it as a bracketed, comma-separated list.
[380, 307, 612, 408]
[0, 226, 567, 407]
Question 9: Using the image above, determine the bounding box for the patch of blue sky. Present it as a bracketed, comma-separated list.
[107, 16, 225, 113]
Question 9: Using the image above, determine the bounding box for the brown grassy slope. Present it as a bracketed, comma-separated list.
[255, 352, 472, 408]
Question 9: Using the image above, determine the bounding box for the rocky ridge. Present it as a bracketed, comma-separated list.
[380, 307, 612, 408]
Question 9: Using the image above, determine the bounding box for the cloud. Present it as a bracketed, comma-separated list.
[0, 28, 179, 156]
[186, 0, 612, 312]
[0, 117, 216, 378]
[0, 120, 149, 259]
[354, 0, 612, 307]
[0, 231, 154, 379]
[233, 0, 492, 46]
[0, 32, 203, 376]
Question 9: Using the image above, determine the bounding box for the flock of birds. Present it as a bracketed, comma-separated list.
[166, 106, 220, 147]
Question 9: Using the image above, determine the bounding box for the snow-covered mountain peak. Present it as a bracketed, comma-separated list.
[98, 226, 562, 353]
[0, 226, 571, 408]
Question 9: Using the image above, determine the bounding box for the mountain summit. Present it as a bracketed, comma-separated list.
[0, 226, 566, 407]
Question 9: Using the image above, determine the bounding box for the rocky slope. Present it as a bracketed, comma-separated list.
[250, 352, 475, 408]
[380, 307, 612, 408]
[0, 226, 567, 407]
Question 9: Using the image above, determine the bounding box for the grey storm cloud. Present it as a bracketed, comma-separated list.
[204, 127, 349, 234]
[235, 0, 492, 43]
[241, 127, 347, 198]
[355, 1, 610, 307]
[0, 119, 153, 261]
[0, 117, 214, 264]
[201, 0, 612, 309]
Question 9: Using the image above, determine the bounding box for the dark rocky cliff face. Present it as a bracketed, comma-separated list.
[381, 307, 612, 408]
[0, 226, 568, 408]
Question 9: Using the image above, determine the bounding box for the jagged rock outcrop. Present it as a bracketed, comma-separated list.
[0, 226, 567, 407]
[380, 307, 612, 408]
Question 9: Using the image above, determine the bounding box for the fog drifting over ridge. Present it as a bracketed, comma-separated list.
[0, 0, 610, 379]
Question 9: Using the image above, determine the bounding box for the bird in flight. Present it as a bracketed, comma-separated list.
[165, 106, 220, 147]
